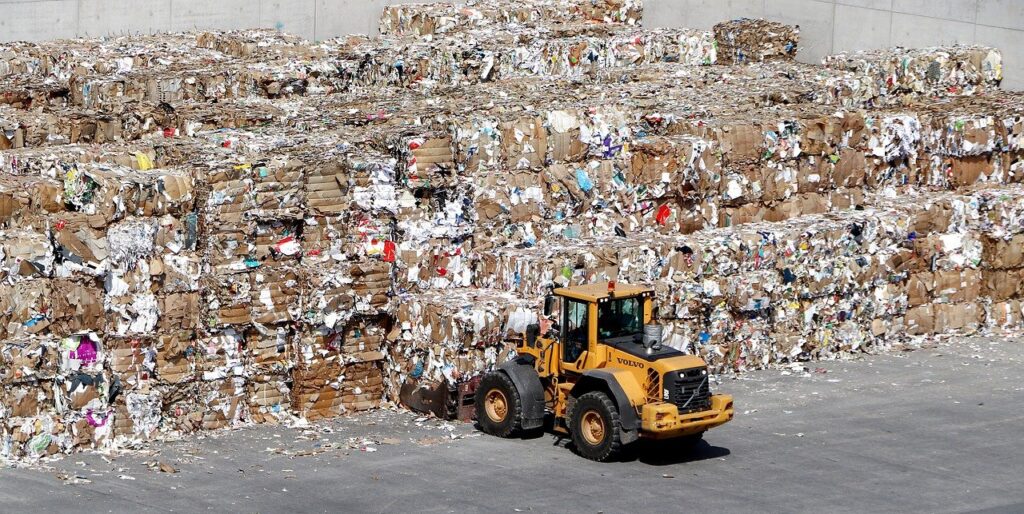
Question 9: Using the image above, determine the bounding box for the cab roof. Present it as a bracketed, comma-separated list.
[554, 281, 653, 302]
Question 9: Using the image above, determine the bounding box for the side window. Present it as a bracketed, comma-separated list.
[563, 299, 588, 363]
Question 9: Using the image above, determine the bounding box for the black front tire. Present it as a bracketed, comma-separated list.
[569, 391, 623, 462]
[475, 371, 522, 437]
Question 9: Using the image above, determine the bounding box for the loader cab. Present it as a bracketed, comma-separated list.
[544, 281, 657, 373]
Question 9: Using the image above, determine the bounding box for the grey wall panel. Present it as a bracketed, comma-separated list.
[833, 4, 893, 52]
[260, 0, 316, 40]
[78, 0, 172, 37]
[0, 0, 79, 41]
[890, 13, 975, 48]
[169, 0, 260, 32]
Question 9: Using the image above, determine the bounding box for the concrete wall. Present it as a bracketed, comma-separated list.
[645, 0, 1024, 89]
[0, 0, 1021, 88]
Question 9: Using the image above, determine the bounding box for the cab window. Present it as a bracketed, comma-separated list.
[598, 297, 643, 339]
[563, 299, 588, 362]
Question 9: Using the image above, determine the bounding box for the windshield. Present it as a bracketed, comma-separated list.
[598, 297, 643, 339]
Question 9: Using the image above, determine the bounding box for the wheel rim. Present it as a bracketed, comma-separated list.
[484, 388, 508, 423]
[581, 410, 605, 445]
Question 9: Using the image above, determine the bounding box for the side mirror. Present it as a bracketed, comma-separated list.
[543, 295, 556, 317]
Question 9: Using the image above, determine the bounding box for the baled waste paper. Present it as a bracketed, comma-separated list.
[0, 0, 1021, 461]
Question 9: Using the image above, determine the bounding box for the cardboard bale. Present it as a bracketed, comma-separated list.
[2, 337, 59, 383]
[0, 228, 54, 283]
[990, 300, 1023, 328]
[934, 302, 983, 333]
[291, 357, 345, 420]
[0, 280, 51, 339]
[304, 259, 392, 328]
[0, 175, 64, 227]
[156, 333, 195, 385]
[713, 19, 798, 64]
[250, 269, 301, 324]
[247, 373, 291, 424]
[823, 46, 1002, 107]
[197, 377, 247, 430]
[390, 289, 534, 386]
[379, 0, 642, 37]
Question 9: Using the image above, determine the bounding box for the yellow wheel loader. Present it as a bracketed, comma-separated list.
[475, 281, 734, 461]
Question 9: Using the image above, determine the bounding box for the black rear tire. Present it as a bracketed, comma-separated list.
[475, 371, 522, 437]
[569, 391, 622, 462]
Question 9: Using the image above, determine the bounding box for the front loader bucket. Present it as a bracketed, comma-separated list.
[399, 378, 451, 419]
[398, 376, 481, 421]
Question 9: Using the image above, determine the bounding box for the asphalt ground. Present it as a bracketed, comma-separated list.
[2, 335, 1023, 513]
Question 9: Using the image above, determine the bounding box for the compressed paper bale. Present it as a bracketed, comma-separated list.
[196, 29, 313, 59]
[206, 168, 252, 226]
[291, 357, 384, 419]
[304, 259, 392, 328]
[299, 215, 340, 254]
[56, 334, 105, 376]
[982, 270, 1024, 302]
[982, 234, 1024, 270]
[123, 389, 164, 438]
[629, 135, 720, 196]
[2, 337, 59, 383]
[305, 161, 349, 216]
[207, 225, 253, 273]
[253, 219, 304, 267]
[0, 76, 71, 109]
[0, 175, 64, 227]
[205, 272, 254, 327]
[0, 280, 51, 339]
[990, 300, 1024, 328]
[468, 185, 1024, 371]
[713, 19, 798, 64]
[50, 280, 106, 336]
[250, 269, 302, 325]
[295, 316, 390, 367]
[379, 0, 642, 37]
[0, 32, 225, 84]
[0, 279, 104, 338]
[248, 159, 305, 219]
[2, 414, 65, 459]
[155, 333, 195, 385]
[337, 317, 390, 361]
[195, 330, 245, 383]
[53, 369, 110, 415]
[109, 400, 136, 439]
[247, 373, 292, 423]
[823, 46, 1002, 107]
[390, 289, 534, 387]
[338, 361, 385, 412]
[105, 336, 159, 390]
[247, 327, 295, 375]
[1, 381, 56, 422]
[198, 377, 248, 430]
[348, 25, 716, 89]
[56, 165, 196, 226]
[0, 228, 54, 282]
[395, 237, 473, 292]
